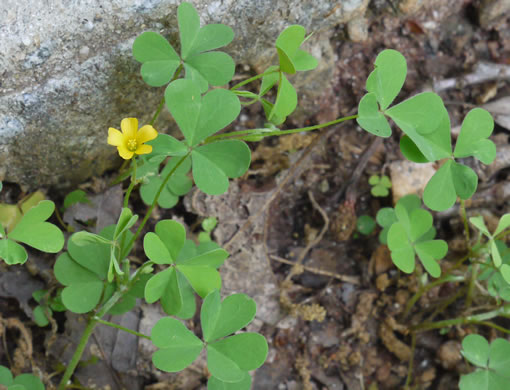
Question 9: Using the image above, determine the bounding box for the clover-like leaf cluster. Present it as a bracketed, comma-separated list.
[369, 174, 392, 197]
[358, 50, 496, 211]
[151, 290, 267, 390]
[376, 195, 447, 277]
[0, 200, 64, 265]
[0, 365, 45, 390]
[478, 241, 510, 303]
[144, 219, 227, 318]
[471, 214, 510, 283]
[460, 334, 510, 390]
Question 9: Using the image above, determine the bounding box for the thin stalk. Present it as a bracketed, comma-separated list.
[57, 317, 97, 390]
[94, 317, 151, 340]
[405, 332, 416, 388]
[411, 304, 510, 332]
[123, 158, 137, 208]
[122, 153, 190, 259]
[459, 199, 470, 244]
[230, 68, 279, 91]
[465, 263, 479, 309]
[402, 275, 466, 319]
[205, 115, 358, 144]
[57, 286, 132, 390]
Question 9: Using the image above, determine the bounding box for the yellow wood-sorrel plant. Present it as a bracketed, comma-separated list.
[0, 2, 509, 389]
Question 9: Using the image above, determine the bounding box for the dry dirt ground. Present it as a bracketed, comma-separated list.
[1, 1, 510, 389]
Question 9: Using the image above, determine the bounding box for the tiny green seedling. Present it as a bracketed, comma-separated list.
[470, 214, 510, 280]
[460, 334, 510, 390]
[198, 217, 218, 243]
[356, 215, 376, 236]
[62, 189, 91, 211]
[369, 175, 392, 197]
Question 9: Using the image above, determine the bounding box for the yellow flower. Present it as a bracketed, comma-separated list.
[108, 118, 158, 159]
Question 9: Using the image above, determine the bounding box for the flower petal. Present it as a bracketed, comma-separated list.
[108, 128, 124, 146]
[137, 125, 158, 144]
[118, 145, 134, 160]
[121, 118, 138, 139]
[135, 144, 152, 155]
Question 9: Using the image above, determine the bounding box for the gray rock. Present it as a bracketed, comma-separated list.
[0, 0, 370, 190]
[479, 0, 510, 28]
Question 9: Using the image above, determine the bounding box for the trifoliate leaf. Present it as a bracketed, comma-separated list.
[269, 73, 297, 122]
[454, 108, 496, 165]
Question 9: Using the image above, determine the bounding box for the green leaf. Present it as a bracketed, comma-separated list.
[151, 317, 203, 372]
[387, 223, 415, 273]
[202, 217, 217, 233]
[185, 52, 235, 90]
[269, 73, 297, 121]
[177, 265, 221, 298]
[366, 49, 407, 110]
[8, 200, 64, 253]
[376, 208, 397, 228]
[208, 373, 252, 390]
[68, 227, 115, 278]
[0, 365, 13, 385]
[0, 239, 28, 265]
[356, 93, 392, 137]
[192, 140, 251, 195]
[165, 79, 241, 146]
[462, 334, 490, 367]
[186, 24, 234, 58]
[356, 215, 376, 235]
[201, 290, 257, 342]
[71, 231, 112, 246]
[147, 134, 188, 157]
[113, 208, 138, 241]
[33, 305, 51, 327]
[155, 220, 186, 261]
[144, 232, 173, 264]
[144, 267, 183, 314]
[12, 374, 44, 390]
[274, 25, 317, 74]
[451, 162, 478, 200]
[177, 248, 228, 268]
[500, 265, 510, 284]
[494, 214, 510, 236]
[132, 31, 180, 87]
[459, 371, 489, 390]
[387, 94, 452, 161]
[259, 66, 280, 96]
[491, 239, 502, 268]
[178, 2, 201, 60]
[399, 135, 429, 163]
[470, 216, 491, 237]
[54, 253, 104, 313]
[423, 160, 456, 211]
[415, 240, 447, 278]
[207, 333, 268, 382]
[409, 209, 432, 241]
[63, 189, 90, 210]
[454, 108, 496, 165]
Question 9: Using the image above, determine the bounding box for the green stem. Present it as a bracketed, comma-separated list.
[123, 158, 137, 208]
[465, 263, 479, 309]
[205, 115, 358, 143]
[411, 304, 510, 332]
[57, 286, 133, 390]
[94, 317, 151, 340]
[460, 199, 470, 244]
[230, 68, 279, 91]
[402, 275, 466, 319]
[405, 332, 416, 388]
[150, 97, 165, 126]
[57, 318, 97, 390]
[122, 153, 190, 259]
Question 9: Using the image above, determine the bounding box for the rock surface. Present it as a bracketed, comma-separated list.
[1, 0, 370, 190]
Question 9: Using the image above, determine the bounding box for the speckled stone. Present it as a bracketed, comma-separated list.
[0, 0, 370, 190]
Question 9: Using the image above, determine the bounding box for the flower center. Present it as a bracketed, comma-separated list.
[127, 139, 138, 151]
